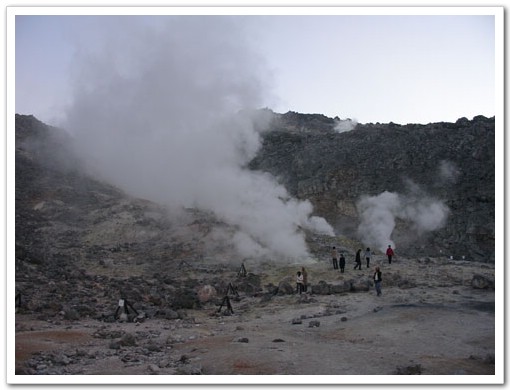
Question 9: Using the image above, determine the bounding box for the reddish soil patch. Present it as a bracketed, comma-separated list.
[16, 329, 92, 369]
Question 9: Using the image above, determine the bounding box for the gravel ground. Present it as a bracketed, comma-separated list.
[13, 256, 498, 384]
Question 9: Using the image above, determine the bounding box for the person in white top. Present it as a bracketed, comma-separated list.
[296, 271, 304, 295]
[365, 247, 372, 268]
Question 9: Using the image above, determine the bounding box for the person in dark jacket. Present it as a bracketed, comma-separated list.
[373, 266, 382, 296]
[339, 253, 346, 273]
[354, 249, 362, 270]
[301, 267, 308, 292]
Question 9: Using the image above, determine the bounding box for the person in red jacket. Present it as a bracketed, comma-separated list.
[386, 245, 394, 264]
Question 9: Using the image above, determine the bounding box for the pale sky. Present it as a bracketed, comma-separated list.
[13, 8, 498, 125]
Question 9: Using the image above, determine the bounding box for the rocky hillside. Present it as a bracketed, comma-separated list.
[15, 114, 261, 319]
[14, 112, 495, 315]
[250, 111, 495, 262]
[14, 112, 495, 279]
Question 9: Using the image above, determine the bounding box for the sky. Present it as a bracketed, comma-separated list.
[13, 8, 498, 126]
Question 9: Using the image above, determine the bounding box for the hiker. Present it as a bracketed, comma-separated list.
[365, 247, 372, 268]
[339, 253, 346, 273]
[296, 271, 304, 294]
[354, 249, 362, 270]
[373, 266, 382, 296]
[386, 245, 394, 264]
[301, 267, 308, 292]
[331, 246, 339, 270]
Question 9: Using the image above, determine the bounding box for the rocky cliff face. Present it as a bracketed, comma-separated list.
[250, 111, 495, 262]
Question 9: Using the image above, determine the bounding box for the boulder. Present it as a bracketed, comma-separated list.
[172, 288, 200, 309]
[277, 280, 295, 295]
[330, 281, 351, 293]
[312, 280, 331, 295]
[196, 285, 218, 303]
[471, 274, 494, 289]
[350, 277, 371, 292]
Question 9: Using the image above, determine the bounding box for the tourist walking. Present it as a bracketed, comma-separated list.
[354, 249, 362, 270]
[339, 253, 346, 273]
[373, 266, 382, 296]
[301, 267, 308, 292]
[386, 245, 394, 264]
[331, 246, 339, 270]
[296, 271, 304, 294]
[365, 247, 372, 268]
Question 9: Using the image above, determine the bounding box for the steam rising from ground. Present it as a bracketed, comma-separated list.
[438, 160, 460, 183]
[356, 180, 449, 252]
[334, 118, 358, 133]
[63, 17, 333, 261]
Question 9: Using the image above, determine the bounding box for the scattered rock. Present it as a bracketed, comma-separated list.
[147, 364, 160, 373]
[395, 364, 422, 375]
[196, 285, 218, 303]
[312, 280, 331, 295]
[154, 309, 180, 320]
[350, 277, 370, 292]
[471, 274, 494, 289]
[121, 353, 140, 363]
[93, 328, 124, 339]
[179, 354, 190, 364]
[277, 280, 295, 295]
[176, 364, 202, 375]
[117, 333, 137, 347]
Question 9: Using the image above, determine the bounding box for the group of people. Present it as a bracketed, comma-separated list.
[296, 244, 395, 296]
[334, 245, 395, 271]
[296, 245, 395, 296]
[330, 247, 346, 273]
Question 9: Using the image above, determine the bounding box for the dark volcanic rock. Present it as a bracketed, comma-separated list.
[250, 112, 495, 262]
[471, 274, 495, 290]
[277, 280, 295, 295]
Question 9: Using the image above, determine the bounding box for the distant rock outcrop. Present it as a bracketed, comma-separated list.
[250, 111, 495, 262]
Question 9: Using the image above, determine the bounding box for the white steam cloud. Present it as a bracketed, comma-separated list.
[334, 118, 358, 133]
[438, 160, 460, 183]
[356, 180, 449, 252]
[63, 17, 333, 261]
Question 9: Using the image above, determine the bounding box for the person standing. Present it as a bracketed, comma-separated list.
[373, 266, 382, 296]
[386, 245, 394, 264]
[354, 249, 362, 270]
[331, 246, 339, 270]
[365, 247, 372, 268]
[339, 253, 346, 273]
[301, 267, 308, 293]
[296, 271, 304, 294]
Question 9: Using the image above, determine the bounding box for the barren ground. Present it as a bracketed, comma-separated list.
[14, 256, 496, 381]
